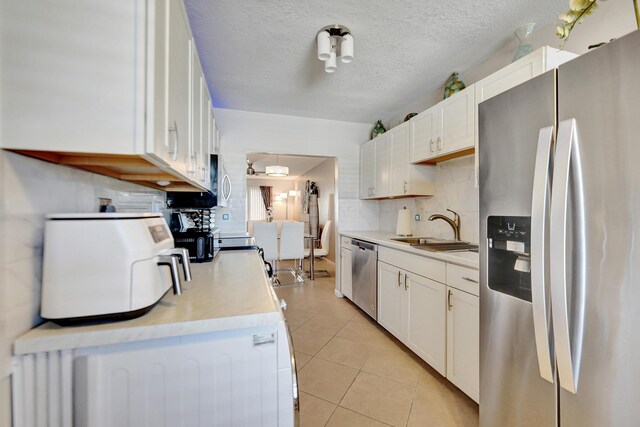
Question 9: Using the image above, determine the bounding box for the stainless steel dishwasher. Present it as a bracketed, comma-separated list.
[351, 239, 378, 320]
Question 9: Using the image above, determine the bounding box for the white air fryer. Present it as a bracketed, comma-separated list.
[41, 213, 191, 324]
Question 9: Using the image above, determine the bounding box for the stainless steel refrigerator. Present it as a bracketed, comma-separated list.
[479, 30, 640, 427]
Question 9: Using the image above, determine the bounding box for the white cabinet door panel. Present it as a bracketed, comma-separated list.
[373, 134, 389, 198]
[389, 124, 410, 197]
[167, 0, 192, 176]
[341, 248, 353, 300]
[446, 288, 479, 402]
[406, 273, 446, 375]
[377, 262, 403, 340]
[410, 107, 438, 163]
[76, 330, 279, 426]
[1, 1, 147, 154]
[439, 89, 475, 156]
[360, 140, 375, 199]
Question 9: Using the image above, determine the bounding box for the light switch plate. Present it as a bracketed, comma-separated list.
[415, 214, 421, 221]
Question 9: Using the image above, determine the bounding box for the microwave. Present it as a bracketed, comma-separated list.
[166, 155, 230, 209]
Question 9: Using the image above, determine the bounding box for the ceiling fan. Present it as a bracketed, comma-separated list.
[246, 160, 266, 176]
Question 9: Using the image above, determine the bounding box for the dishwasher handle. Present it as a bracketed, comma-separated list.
[351, 239, 378, 252]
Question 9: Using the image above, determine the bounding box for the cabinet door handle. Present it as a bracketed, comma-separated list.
[461, 276, 479, 284]
[397, 271, 401, 287]
[448, 289, 453, 311]
[168, 121, 179, 161]
[403, 181, 408, 194]
[429, 138, 435, 153]
[222, 175, 232, 201]
[437, 137, 442, 151]
[404, 273, 408, 290]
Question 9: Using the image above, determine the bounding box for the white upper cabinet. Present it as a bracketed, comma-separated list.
[209, 105, 220, 157]
[359, 135, 390, 199]
[438, 87, 475, 157]
[188, 47, 204, 179]
[0, 0, 218, 192]
[389, 122, 436, 198]
[473, 46, 577, 185]
[199, 84, 211, 186]
[360, 123, 435, 200]
[1, 0, 148, 155]
[360, 140, 376, 199]
[167, 0, 193, 179]
[409, 107, 438, 163]
[389, 124, 409, 196]
[475, 46, 576, 105]
[410, 87, 475, 164]
[374, 134, 390, 198]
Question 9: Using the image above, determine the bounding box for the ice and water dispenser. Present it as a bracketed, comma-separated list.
[487, 216, 532, 301]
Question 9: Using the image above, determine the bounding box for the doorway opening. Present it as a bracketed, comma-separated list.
[245, 152, 338, 264]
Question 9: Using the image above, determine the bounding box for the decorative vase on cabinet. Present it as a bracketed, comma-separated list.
[512, 23, 537, 62]
[371, 120, 386, 139]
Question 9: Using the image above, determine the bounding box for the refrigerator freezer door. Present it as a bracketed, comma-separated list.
[557, 29, 640, 427]
[479, 71, 557, 427]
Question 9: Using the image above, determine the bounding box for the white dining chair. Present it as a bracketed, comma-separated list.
[278, 222, 305, 284]
[252, 222, 279, 285]
[304, 220, 332, 277]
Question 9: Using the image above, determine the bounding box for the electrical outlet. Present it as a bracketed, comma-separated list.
[415, 214, 421, 221]
[222, 213, 230, 220]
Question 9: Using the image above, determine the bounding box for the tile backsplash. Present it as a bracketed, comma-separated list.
[0, 151, 163, 383]
[379, 155, 479, 243]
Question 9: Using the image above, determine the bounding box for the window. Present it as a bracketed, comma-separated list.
[247, 186, 267, 220]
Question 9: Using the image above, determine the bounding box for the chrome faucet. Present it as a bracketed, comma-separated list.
[428, 209, 461, 241]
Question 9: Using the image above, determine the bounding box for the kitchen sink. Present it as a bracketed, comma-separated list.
[414, 243, 479, 253]
[391, 237, 478, 253]
[391, 237, 455, 245]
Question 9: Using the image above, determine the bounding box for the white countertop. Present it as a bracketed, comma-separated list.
[340, 230, 479, 269]
[14, 251, 282, 355]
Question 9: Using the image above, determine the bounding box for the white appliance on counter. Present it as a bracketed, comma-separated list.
[41, 213, 191, 323]
[14, 251, 298, 427]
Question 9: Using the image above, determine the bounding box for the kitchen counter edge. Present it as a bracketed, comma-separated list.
[14, 251, 282, 355]
[340, 230, 479, 269]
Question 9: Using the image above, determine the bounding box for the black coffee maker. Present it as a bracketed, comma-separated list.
[169, 210, 219, 263]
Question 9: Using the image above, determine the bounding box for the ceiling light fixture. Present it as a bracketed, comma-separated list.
[317, 25, 353, 73]
[265, 154, 289, 177]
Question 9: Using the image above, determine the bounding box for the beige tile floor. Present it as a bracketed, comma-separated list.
[274, 260, 479, 427]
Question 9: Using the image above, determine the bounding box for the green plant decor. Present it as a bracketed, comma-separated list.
[443, 72, 466, 99]
[557, 0, 640, 45]
[371, 120, 386, 139]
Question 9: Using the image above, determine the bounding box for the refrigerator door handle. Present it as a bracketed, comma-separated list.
[550, 118, 586, 395]
[531, 125, 555, 383]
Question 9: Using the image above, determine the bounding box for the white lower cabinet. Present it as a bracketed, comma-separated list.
[14, 325, 296, 427]
[340, 247, 353, 299]
[446, 287, 480, 403]
[377, 262, 404, 339]
[377, 261, 446, 375]
[374, 245, 479, 402]
[406, 272, 447, 375]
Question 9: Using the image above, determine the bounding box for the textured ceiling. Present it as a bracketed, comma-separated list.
[185, 0, 565, 124]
